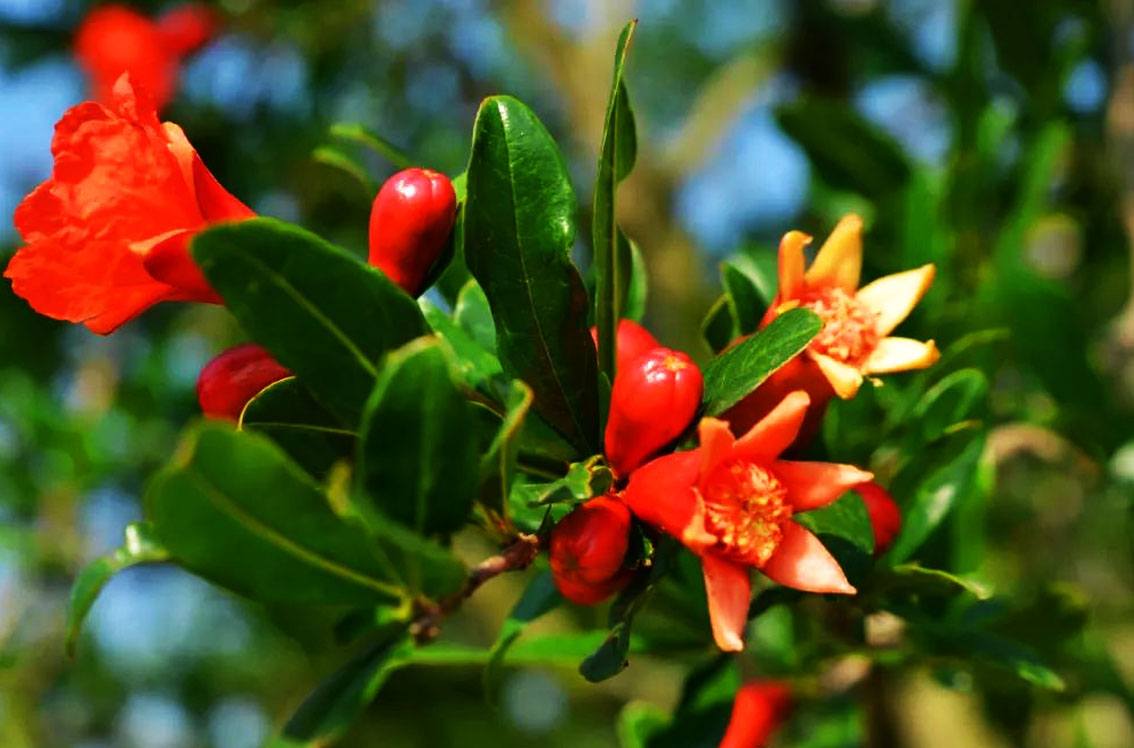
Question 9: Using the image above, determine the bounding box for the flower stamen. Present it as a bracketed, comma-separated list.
[799, 286, 880, 366]
[701, 459, 793, 566]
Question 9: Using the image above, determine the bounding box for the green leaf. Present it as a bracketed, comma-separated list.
[721, 262, 764, 336]
[66, 522, 169, 657]
[869, 563, 990, 602]
[357, 338, 486, 535]
[513, 455, 614, 508]
[794, 490, 875, 556]
[312, 144, 376, 196]
[907, 369, 989, 448]
[454, 279, 497, 354]
[580, 539, 679, 683]
[329, 122, 415, 170]
[775, 97, 911, 199]
[622, 234, 649, 322]
[147, 423, 415, 605]
[420, 300, 503, 388]
[478, 380, 534, 528]
[700, 296, 735, 354]
[483, 570, 561, 702]
[702, 308, 822, 416]
[239, 377, 355, 480]
[617, 702, 669, 748]
[192, 218, 428, 428]
[464, 95, 600, 455]
[278, 630, 413, 746]
[887, 433, 989, 564]
[593, 19, 639, 385]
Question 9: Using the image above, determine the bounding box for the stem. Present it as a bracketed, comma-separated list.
[409, 533, 542, 643]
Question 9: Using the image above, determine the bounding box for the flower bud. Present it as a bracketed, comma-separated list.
[723, 353, 832, 452]
[157, 4, 218, 57]
[368, 168, 456, 296]
[590, 319, 660, 373]
[719, 681, 794, 748]
[549, 496, 633, 605]
[197, 344, 290, 421]
[604, 347, 703, 476]
[857, 481, 902, 556]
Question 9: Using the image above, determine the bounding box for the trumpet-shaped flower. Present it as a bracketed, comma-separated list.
[5, 75, 253, 334]
[623, 391, 871, 651]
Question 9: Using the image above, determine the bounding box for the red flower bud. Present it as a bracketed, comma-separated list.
[549, 496, 633, 605]
[157, 4, 218, 57]
[197, 344, 291, 421]
[719, 681, 793, 748]
[75, 5, 179, 110]
[368, 168, 457, 296]
[857, 481, 902, 556]
[605, 347, 703, 476]
[590, 319, 661, 372]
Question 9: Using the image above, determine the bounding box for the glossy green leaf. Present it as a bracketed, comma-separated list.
[66, 522, 169, 657]
[192, 218, 428, 428]
[593, 19, 639, 385]
[357, 338, 485, 535]
[240, 377, 355, 480]
[277, 629, 413, 746]
[721, 262, 764, 336]
[700, 295, 735, 354]
[483, 570, 561, 703]
[329, 122, 415, 170]
[908, 368, 989, 448]
[146, 423, 410, 605]
[622, 234, 649, 322]
[478, 379, 534, 528]
[887, 433, 989, 564]
[702, 307, 822, 416]
[420, 300, 503, 387]
[794, 490, 875, 556]
[464, 95, 600, 454]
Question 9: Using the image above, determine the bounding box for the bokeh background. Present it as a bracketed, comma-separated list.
[2, 1, 1134, 746]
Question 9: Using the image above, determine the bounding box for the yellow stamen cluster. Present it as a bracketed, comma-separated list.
[799, 286, 880, 365]
[700, 458, 793, 566]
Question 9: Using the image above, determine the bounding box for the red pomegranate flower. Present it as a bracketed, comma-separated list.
[74, 4, 217, 112]
[624, 391, 871, 651]
[760, 215, 938, 399]
[5, 75, 253, 334]
[719, 681, 793, 748]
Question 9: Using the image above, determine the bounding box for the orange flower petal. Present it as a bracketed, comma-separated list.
[698, 417, 737, 483]
[773, 460, 873, 512]
[622, 450, 717, 553]
[855, 264, 936, 337]
[863, 337, 940, 375]
[809, 352, 864, 399]
[777, 230, 811, 301]
[732, 390, 810, 463]
[760, 522, 856, 594]
[701, 552, 751, 652]
[804, 214, 863, 292]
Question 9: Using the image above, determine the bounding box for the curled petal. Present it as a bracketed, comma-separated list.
[701, 553, 751, 652]
[132, 229, 218, 302]
[809, 352, 864, 399]
[855, 264, 936, 337]
[863, 337, 940, 375]
[774, 460, 873, 512]
[733, 390, 810, 463]
[777, 230, 810, 301]
[804, 214, 862, 292]
[622, 450, 716, 552]
[761, 522, 856, 594]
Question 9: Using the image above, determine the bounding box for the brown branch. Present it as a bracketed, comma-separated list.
[410, 533, 542, 643]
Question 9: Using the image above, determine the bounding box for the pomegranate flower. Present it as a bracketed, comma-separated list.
[719, 681, 793, 748]
[5, 75, 254, 334]
[761, 215, 938, 399]
[624, 391, 872, 651]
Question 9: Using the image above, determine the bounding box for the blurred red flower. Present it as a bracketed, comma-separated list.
[719, 681, 793, 748]
[5, 75, 253, 334]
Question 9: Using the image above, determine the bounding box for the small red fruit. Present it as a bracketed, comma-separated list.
[590, 319, 661, 373]
[719, 681, 794, 748]
[604, 347, 703, 477]
[857, 481, 902, 556]
[197, 344, 291, 421]
[368, 168, 457, 296]
[549, 496, 633, 605]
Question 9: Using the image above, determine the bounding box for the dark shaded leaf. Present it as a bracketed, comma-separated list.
[329, 122, 415, 170]
[240, 377, 355, 480]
